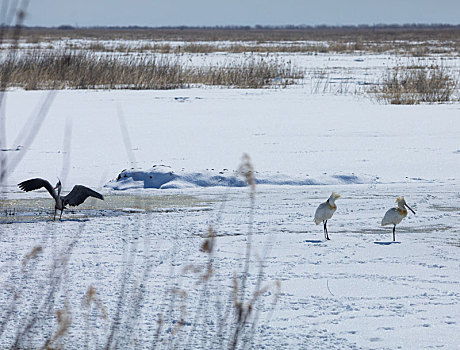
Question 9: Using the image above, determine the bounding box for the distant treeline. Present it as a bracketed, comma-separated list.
[11, 23, 460, 31]
[2, 23, 460, 43]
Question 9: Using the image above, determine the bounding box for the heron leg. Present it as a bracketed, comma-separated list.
[393, 225, 396, 242]
[59, 209, 63, 220]
[53, 208, 56, 221]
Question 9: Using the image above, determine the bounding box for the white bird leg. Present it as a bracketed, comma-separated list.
[393, 224, 396, 242]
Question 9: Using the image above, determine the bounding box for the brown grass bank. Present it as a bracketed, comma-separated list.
[0, 51, 303, 90]
[2, 25, 460, 56]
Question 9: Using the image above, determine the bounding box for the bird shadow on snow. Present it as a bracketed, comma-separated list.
[26, 218, 90, 224]
[55, 218, 90, 223]
[374, 241, 401, 245]
[304, 239, 324, 244]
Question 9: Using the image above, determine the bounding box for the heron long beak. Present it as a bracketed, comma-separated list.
[405, 204, 416, 214]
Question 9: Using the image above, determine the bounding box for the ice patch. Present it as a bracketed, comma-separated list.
[105, 165, 370, 190]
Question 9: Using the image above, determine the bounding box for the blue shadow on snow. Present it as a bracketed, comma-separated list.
[374, 241, 401, 245]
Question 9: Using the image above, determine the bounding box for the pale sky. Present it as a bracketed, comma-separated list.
[26, 0, 460, 27]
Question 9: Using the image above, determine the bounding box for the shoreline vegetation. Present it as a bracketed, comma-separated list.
[1, 24, 459, 56]
[0, 52, 302, 89]
[0, 24, 459, 101]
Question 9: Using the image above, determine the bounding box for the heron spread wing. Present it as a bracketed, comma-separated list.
[63, 185, 104, 207]
[18, 178, 57, 199]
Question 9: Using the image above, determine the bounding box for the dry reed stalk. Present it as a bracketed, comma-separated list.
[0, 50, 302, 89]
[369, 64, 458, 104]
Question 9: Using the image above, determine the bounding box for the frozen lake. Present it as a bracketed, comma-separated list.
[0, 50, 459, 348]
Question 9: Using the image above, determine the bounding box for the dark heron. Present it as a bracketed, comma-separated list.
[18, 178, 104, 220]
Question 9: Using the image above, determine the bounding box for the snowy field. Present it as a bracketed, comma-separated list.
[0, 50, 460, 349]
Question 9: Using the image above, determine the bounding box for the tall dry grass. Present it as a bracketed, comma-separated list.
[368, 64, 458, 104]
[0, 50, 303, 89]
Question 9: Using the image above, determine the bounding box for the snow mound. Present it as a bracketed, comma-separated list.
[106, 165, 370, 190]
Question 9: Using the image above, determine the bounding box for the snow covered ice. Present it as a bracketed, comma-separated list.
[107, 166, 368, 190]
[1, 57, 460, 348]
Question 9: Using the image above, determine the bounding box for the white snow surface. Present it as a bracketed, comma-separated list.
[1, 53, 460, 349]
[2, 88, 459, 191]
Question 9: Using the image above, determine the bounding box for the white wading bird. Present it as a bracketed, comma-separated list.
[381, 196, 415, 241]
[314, 193, 340, 240]
[18, 178, 104, 220]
